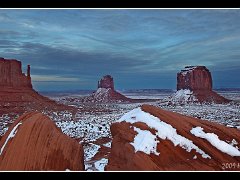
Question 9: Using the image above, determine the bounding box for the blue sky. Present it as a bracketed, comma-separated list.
[0, 9, 240, 91]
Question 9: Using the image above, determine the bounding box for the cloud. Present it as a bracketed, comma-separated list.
[31, 75, 80, 82]
[0, 9, 240, 90]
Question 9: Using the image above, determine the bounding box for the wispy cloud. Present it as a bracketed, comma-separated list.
[31, 75, 80, 82]
[0, 9, 239, 90]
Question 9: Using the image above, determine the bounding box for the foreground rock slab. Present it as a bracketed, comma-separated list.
[0, 112, 84, 171]
[106, 104, 240, 171]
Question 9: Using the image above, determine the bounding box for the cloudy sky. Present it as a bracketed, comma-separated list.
[0, 9, 240, 91]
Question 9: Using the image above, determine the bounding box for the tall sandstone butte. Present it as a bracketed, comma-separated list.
[84, 75, 132, 103]
[0, 58, 71, 113]
[176, 66, 230, 103]
[106, 105, 240, 171]
[177, 66, 212, 91]
[0, 112, 84, 171]
[0, 57, 32, 89]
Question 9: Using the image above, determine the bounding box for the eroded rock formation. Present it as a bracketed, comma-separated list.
[0, 58, 71, 113]
[106, 105, 240, 171]
[98, 75, 114, 90]
[84, 75, 131, 103]
[175, 66, 230, 103]
[177, 66, 212, 91]
[0, 58, 32, 89]
[0, 112, 84, 171]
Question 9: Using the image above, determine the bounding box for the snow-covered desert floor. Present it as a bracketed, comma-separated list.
[0, 89, 239, 171]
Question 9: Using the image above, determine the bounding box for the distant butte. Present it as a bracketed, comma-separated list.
[175, 66, 230, 103]
[84, 75, 132, 103]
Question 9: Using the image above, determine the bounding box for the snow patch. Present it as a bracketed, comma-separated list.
[118, 107, 210, 159]
[131, 127, 159, 155]
[180, 66, 197, 76]
[103, 142, 111, 148]
[93, 88, 111, 101]
[170, 89, 197, 103]
[0, 122, 22, 155]
[85, 163, 93, 171]
[94, 158, 108, 171]
[190, 127, 240, 156]
[84, 143, 101, 161]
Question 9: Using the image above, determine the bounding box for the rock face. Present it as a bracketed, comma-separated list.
[98, 75, 114, 90]
[177, 66, 212, 91]
[0, 58, 32, 89]
[176, 66, 230, 103]
[83, 75, 131, 103]
[106, 105, 240, 171]
[0, 58, 70, 114]
[0, 112, 84, 171]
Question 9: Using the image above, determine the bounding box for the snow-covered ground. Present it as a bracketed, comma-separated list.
[0, 89, 239, 171]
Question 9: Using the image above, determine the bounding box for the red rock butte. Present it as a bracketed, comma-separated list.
[84, 75, 132, 103]
[98, 75, 114, 90]
[0, 112, 84, 171]
[177, 66, 212, 91]
[176, 66, 230, 103]
[0, 57, 32, 89]
[0, 58, 70, 113]
[106, 105, 240, 171]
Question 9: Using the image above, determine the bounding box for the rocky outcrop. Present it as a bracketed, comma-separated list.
[0, 58, 71, 114]
[83, 75, 132, 103]
[175, 66, 230, 103]
[0, 112, 84, 171]
[177, 66, 212, 91]
[106, 105, 240, 171]
[98, 75, 114, 90]
[0, 58, 32, 89]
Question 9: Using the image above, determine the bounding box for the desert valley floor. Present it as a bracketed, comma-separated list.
[0, 89, 239, 171]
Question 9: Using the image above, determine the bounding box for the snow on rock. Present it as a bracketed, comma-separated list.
[94, 158, 108, 171]
[107, 104, 240, 170]
[168, 89, 197, 103]
[0, 122, 22, 155]
[190, 126, 240, 156]
[93, 88, 111, 102]
[84, 143, 101, 161]
[103, 142, 111, 148]
[0, 112, 84, 171]
[131, 127, 159, 155]
[85, 164, 93, 171]
[180, 66, 197, 76]
[118, 107, 210, 158]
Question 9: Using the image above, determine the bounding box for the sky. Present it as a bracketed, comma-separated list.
[0, 9, 240, 91]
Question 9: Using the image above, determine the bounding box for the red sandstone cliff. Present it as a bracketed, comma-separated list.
[177, 66, 212, 91]
[0, 57, 32, 89]
[175, 66, 230, 103]
[106, 105, 240, 171]
[98, 75, 114, 90]
[0, 58, 72, 113]
[0, 112, 84, 171]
